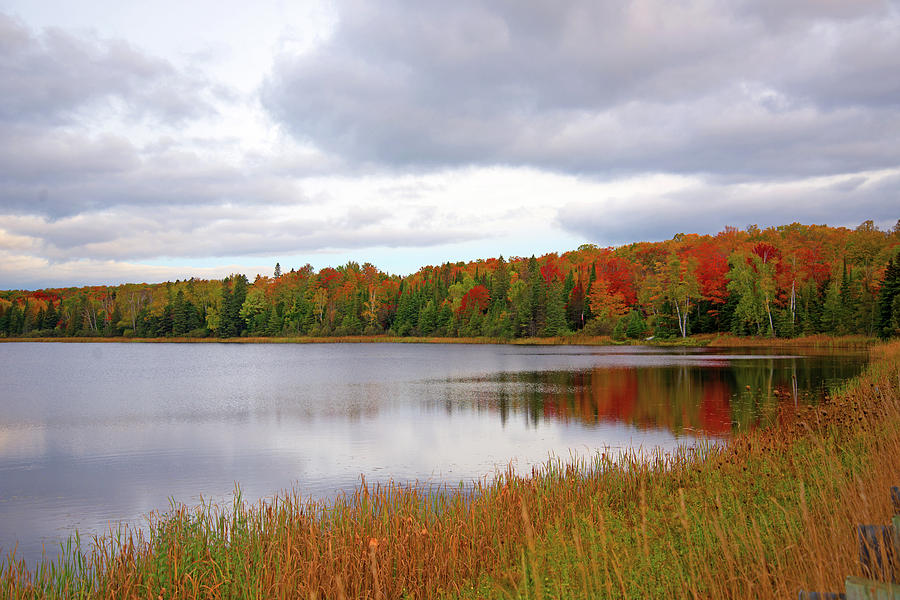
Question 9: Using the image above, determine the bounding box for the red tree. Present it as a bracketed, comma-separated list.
[459, 285, 491, 314]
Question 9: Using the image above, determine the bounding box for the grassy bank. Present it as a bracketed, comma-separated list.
[2, 343, 898, 598]
[455, 341, 900, 598]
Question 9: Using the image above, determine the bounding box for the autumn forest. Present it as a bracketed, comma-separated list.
[2, 221, 900, 342]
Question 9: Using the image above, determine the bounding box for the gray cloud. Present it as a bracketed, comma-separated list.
[557, 173, 900, 245]
[0, 122, 312, 218]
[0, 202, 481, 264]
[0, 13, 267, 220]
[0, 126, 140, 184]
[263, 0, 900, 177]
[0, 13, 215, 125]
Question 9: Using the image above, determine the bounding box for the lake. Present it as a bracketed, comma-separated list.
[0, 342, 867, 565]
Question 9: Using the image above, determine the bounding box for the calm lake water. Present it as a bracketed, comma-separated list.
[0, 342, 867, 564]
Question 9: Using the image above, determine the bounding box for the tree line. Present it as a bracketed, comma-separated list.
[2, 221, 900, 341]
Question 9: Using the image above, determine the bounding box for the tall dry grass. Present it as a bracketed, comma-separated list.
[455, 340, 900, 599]
[2, 342, 899, 599]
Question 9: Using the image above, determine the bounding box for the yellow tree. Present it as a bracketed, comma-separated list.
[588, 276, 628, 322]
[361, 285, 380, 328]
[312, 287, 327, 324]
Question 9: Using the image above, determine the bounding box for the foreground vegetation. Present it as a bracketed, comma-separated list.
[3, 222, 900, 343]
[2, 341, 899, 599]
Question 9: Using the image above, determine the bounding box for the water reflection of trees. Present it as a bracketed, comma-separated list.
[451, 355, 865, 437]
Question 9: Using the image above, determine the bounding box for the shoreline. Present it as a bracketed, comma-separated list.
[0, 333, 876, 348]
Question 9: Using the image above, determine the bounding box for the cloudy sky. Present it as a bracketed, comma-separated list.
[1, 0, 898, 289]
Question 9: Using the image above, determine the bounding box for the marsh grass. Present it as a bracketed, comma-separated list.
[2, 342, 899, 599]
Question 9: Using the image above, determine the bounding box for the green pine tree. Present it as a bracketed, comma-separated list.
[876, 255, 900, 338]
[491, 256, 510, 312]
[541, 282, 568, 336]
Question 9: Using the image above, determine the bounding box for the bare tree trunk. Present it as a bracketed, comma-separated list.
[790, 280, 796, 326]
[683, 298, 690, 337]
[82, 303, 98, 333]
[674, 300, 684, 337]
[100, 292, 115, 328]
[674, 299, 689, 337]
[127, 291, 150, 331]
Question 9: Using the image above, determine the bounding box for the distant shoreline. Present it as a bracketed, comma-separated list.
[0, 333, 874, 348]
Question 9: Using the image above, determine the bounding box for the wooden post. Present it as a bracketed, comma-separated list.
[894, 517, 900, 572]
[858, 525, 897, 583]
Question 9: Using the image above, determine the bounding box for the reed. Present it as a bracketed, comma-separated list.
[2, 342, 899, 599]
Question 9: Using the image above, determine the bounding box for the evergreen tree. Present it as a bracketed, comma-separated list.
[491, 256, 510, 312]
[876, 256, 900, 338]
[855, 283, 878, 336]
[892, 294, 900, 336]
[541, 282, 567, 336]
[394, 289, 419, 335]
[231, 275, 249, 335]
[583, 264, 597, 324]
[436, 302, 453, 336]
[838, 264, 858, 334]
[219, 274, 249, 337]
[821, 276, 843, 334]
[418, 300, 437, 335]
[172, 290, 189, 336]
[792, 280, 820, 335]
[266, 301, 285, 336]
[20, 301, 32, 335]
[44, 301, 59, 331]
[527, 256, 544, 336]
[563, 270, 575, 309]
[624, 310, 647, 339]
